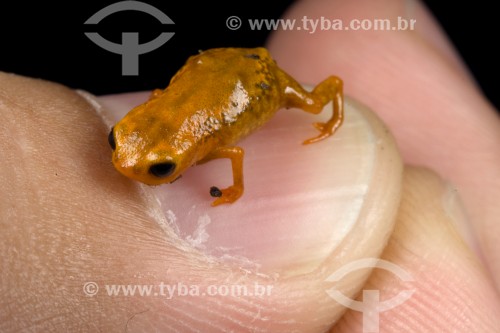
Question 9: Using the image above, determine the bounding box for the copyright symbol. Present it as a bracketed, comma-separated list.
[226, 16, 242, 30]
[83, 282, 99, 297]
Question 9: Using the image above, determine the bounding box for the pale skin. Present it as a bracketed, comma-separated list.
[1, 0, 500, 332]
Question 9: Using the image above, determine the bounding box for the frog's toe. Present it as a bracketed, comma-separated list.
[303, 121, 341, 144]
[312, 122, 326, 132]
[210, 186, 243, 206]
[303, 132, 331, 145]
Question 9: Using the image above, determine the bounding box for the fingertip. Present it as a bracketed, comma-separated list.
[332, 168, 500, 332]
[268, 0, 469, 79]
[267, 2, 500, 286]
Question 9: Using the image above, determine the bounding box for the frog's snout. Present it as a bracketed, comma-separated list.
[149, 162, 176, 178]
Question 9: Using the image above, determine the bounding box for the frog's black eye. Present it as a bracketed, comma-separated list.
[149, 162, 176, 178]
[108, 128, 116, 150]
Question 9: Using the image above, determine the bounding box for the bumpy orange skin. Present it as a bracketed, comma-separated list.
[109, 47, 344, 206]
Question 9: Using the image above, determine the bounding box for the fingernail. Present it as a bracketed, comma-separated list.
[147, 98, 401, 276]
[98, 94, 402, 277]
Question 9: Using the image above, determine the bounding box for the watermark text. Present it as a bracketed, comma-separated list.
[227, 15, 416, 33]
[83, 281, 273, 299]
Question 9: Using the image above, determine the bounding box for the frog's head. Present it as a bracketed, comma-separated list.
[108, 102, 193, 186]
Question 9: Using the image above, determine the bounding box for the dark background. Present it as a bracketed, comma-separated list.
[0, 1, 497, 110]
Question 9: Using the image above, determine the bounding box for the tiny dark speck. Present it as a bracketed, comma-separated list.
[210, 186, 222, 197]
[260, 82, 270, 90]
[244, 54, 260, 60]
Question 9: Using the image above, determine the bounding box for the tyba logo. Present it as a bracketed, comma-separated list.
[84, 1, 174, 76]
[325, 258, 415, 333]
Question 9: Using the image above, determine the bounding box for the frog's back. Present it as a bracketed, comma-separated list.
[161, 47, 284, 146]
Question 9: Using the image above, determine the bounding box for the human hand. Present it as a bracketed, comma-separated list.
[2, 0, 499, 332]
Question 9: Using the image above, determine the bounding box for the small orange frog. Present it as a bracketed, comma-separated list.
[108, 47, 344, 206]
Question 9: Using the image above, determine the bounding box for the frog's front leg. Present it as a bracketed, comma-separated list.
[282, 75, 344, 144]
[198, 146, 244, 206]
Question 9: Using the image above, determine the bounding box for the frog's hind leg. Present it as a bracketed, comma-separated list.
[283, 75, 344, 144]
